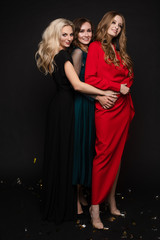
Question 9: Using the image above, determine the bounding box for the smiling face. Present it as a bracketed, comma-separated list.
[107, 15, 123, 38]
[59, 25, 74, 50]
[77, 22, 92, 46]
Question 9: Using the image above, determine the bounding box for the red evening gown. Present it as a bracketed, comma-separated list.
[85, 41, 135, 205]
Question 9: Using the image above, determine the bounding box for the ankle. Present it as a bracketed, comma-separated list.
[90, 205, 104, 229]
[90, 205, 101, 220]
[107, 197, 116, 208]
[77, 200, 83, 214]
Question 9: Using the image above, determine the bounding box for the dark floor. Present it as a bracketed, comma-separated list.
[0, 180, 159, 240]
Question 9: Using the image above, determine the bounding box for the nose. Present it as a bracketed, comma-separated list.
[84, 31, 89, 36]
[68, 35, 72, 41]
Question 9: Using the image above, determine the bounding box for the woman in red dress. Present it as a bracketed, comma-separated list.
[85, 11, 135, 229]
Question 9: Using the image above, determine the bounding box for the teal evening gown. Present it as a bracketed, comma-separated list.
[72, 48, 95, 187]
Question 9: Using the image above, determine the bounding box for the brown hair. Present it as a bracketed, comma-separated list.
[72, 17, 94, 52]
[95, 11, 133, 75]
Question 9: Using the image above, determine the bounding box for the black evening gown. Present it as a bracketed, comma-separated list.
[42, 50, 76, 224]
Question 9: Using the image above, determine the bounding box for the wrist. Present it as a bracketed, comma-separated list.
[120, 85, 122, 93]
[95, 95, 99, 101]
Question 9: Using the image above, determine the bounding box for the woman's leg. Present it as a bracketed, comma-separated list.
[79, 185, 88, 206]
[89, 204, 104, 229]
[107, 164, 121, 215]
[77, 184, 83, 214]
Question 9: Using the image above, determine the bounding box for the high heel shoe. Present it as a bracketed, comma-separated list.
[110, 210, 126, 217]
[89, 206, 109, 230]
[107, 202, 126, 217]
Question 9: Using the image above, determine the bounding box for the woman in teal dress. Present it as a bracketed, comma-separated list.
[72, 18, 95, 215]
[72, 18, 118, 215]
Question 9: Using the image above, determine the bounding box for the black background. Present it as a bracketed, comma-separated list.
[0, 0, 159, 196]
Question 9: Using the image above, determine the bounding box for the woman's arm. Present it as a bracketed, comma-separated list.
[120, 72, 133, 95]
[89, 90, 118, 108]
[72, 47, 119, 104]
[72, 48, 118, 104]
[85, 42, 130, 95]
[85, 42, 121, 91]
[124, 72, 134, 88]
[95, 92, 118, 109]
[64, 61, 108, 96]
[72, 48, 83, 76]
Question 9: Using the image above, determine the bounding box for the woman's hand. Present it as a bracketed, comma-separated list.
[97, 90, 118, 109]
[120, 84, 130, 95]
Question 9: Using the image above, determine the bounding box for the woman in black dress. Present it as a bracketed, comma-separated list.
[35, 18, 117, 224]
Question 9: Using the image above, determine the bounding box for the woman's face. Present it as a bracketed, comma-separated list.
[60, 25, 74, 49]
[77, 22, 92, 46]
[107, 15, 123, 38]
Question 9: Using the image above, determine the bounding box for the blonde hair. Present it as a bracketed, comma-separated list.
[95, 11, 133, 75]
[35, 18, 74, 75]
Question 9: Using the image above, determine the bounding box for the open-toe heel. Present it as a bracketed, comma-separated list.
[107, 202, 126, 217]
[110, 210, 126, 217]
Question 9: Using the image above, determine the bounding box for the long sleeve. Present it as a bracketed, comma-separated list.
[85, 41, 121, 92]
[72, 48, 95, 102]
[127, 72, 134, 88]
[123, 71, 134, 88]
[71, 48, 83, 76]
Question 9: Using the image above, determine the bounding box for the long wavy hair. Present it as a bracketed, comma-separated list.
[35, 18, 74, 75]
[95, 11, 133, 75]
[72, 17, 94, 52]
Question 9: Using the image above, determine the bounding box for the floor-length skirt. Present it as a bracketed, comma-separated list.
[42, 88, 76, 224]
[92, 94, 134, 205]
[72, 93, 95, 187]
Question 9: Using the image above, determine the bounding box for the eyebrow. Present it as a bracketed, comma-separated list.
[112, 20, 123, 25]
[62, 32, 73, 34]
[80, 28, 91, 30]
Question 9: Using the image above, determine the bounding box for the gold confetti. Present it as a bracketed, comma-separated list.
[108, 216, 116, 222]
[76, 219, 80, 224]
[121, 230, 127, 239]
[33, 158, 37, 164]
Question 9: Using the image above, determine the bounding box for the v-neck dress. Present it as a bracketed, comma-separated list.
[85, 41, 135, 204]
